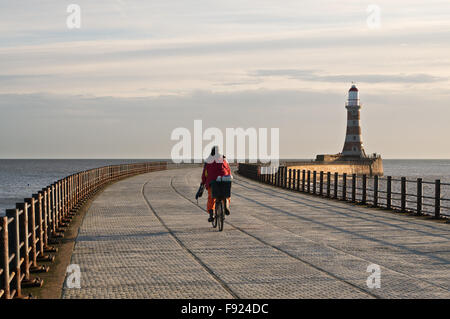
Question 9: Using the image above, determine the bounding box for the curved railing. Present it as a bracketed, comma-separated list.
[0, 161, 167, 299]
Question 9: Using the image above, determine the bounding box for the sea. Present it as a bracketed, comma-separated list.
[0, 159, 161, 216]
[0, 159, 449, 216]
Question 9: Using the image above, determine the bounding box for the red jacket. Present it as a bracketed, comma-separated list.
[201, 155, 231, 188]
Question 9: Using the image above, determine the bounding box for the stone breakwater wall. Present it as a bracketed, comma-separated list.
[285, 157, 383, 177]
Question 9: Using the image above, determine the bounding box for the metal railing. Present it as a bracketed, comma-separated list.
[238, 165, 449, 220]
[0, 161, 167, 299]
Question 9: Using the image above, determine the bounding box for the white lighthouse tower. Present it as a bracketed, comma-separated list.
[341, 84, 366, 157]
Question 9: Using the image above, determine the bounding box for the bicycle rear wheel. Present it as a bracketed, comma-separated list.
[212, 210, 217, 228]
[217, 200, 224, 231]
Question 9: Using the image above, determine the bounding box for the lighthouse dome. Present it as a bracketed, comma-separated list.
[349, 85, 358, 92]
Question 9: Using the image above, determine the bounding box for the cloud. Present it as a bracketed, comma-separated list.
[252, 69, 447, 84]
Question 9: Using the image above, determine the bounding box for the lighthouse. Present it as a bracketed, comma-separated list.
[341, 84, 366, 157]
[310, 84, 383, 175]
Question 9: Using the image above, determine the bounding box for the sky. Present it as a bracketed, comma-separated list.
[0, 0, 449, 159]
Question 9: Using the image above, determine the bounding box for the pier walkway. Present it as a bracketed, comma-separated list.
[62, 168, 450, 299]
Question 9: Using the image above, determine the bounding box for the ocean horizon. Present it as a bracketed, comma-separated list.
[1, 158, 449, 215]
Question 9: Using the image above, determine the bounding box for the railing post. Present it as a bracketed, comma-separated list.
[334, 172, 338, 198]
[54, 183, 60, 229]
[1, 217, 10, 299]
[68, 176, 72, 212]
[307, 171, 311, 193]
[301, 170, 306, 192]
[326, 172, 331, 198]
[25, 198, 38, 271]
[6, 209, 22, 298]
[283, 167, 287, 189]
[362, 175, 367, 204]
[387, 176, 392, 209]
[17, 203, 31, 284]
[279, 167, 282, 187]
[277, 168, 281, 187]
[417, 178, 422, 215]
[278, 167, 282, 187]
[312, 171, 317, 195]
[401, 177, 406, 212]
[64, 178, 68, 216]
[50, 185, 56, 236]
[373, 175, 378, 207]
[56, 182, 60, 225]
[62, 179, 66, 219]
[352, 174, 356, 203]
[342, 173, 347, 201]
[296, 170, 300, 191]
[435, 179, 440, 219]
[319, 171, 324, 196]
[59, 181, 65, 227]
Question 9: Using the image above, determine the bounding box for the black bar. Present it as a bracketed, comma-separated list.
[296, 170, 300, 191]
[312, 171, 317, 195]
[326, 172, 331, 198]
[342, 173, 347, 201]
[319, 171, 324, 196]
[289, 168, 295, 189]
[387, 176, 392, 209]
[417, 178, 422, 215]
[334, 173, 338, 199]
[292, 169, 296, 189]
[401, 177, 406, 212]
[352, 174, 356, 203]
[277, 168, 281, 187]
[373, 175, 378, 207]
[435, 179, 440, 219]
[302, 170, 306, 192]
[362, 175, 367, 204]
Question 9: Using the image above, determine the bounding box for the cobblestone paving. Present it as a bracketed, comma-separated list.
[62, 168, 450, 298]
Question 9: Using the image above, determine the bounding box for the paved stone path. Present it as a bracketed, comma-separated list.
[62, 168, 450, 299]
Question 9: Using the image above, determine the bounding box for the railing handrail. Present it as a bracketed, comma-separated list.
[238, 164, 449, 221]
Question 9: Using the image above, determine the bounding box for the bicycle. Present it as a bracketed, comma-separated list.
[210, 179, 232, 232]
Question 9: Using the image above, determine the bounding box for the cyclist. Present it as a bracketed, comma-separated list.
[199, 146, 232, 222]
